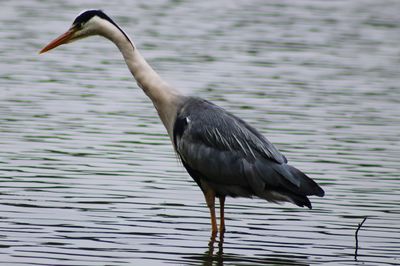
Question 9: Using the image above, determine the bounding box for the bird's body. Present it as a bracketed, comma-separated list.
[40, 10, 324, 239]
[174, 97, 323, 206]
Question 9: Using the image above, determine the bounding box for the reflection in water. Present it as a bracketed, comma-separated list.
[1, 0, 400, 265]
[202, 241, 224, 266]
[189, 238, 310, 266]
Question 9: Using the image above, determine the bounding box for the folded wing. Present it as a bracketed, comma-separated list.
[173, 97, 324, 208]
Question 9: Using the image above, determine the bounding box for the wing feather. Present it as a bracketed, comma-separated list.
[173, 97, 324, 202]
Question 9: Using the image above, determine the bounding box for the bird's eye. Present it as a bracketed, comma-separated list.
[72, 22, 84, 30]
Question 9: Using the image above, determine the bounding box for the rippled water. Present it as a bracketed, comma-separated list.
[1, 0, 399, 265]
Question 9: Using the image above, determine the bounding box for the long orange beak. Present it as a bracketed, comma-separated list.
[39, 28, 76, 54]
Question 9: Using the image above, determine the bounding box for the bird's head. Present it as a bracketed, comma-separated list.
[40, 9, 128, 54]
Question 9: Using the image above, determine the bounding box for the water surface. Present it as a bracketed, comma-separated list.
[1, 0, 399, 265]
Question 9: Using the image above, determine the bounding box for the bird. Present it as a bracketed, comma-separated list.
[40, 9, 324, 239]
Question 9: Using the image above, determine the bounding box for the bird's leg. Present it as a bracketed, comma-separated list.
[219, 196, 226, 237]
[204, 189, 217, 239]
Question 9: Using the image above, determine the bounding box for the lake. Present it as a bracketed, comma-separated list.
[0, 0, 399, 265]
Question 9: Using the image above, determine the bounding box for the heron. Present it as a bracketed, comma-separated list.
[40, 10, 324, 238]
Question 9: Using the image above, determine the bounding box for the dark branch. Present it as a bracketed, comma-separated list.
[354, 216, 367, 261]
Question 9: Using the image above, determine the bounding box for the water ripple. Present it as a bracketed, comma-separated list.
[1, 0, 399, 265]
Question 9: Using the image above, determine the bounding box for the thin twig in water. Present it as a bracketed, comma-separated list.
[354, 217, 367, 261]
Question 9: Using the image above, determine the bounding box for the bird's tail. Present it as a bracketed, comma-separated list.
[246, 160, 324, 209]
[287, 165, 325, 197]
[278, 165, 324, 209]
[266, 164, 324, 209]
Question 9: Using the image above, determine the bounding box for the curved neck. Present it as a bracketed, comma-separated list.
[98, 19, 183, 136]
[100, 21, 179, 103]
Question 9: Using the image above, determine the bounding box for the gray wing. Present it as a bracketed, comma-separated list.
[173, 98, 321, 196]
[173, 97, 324, 208]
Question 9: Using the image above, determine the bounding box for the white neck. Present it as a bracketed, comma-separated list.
[96, 18, 183, 136]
